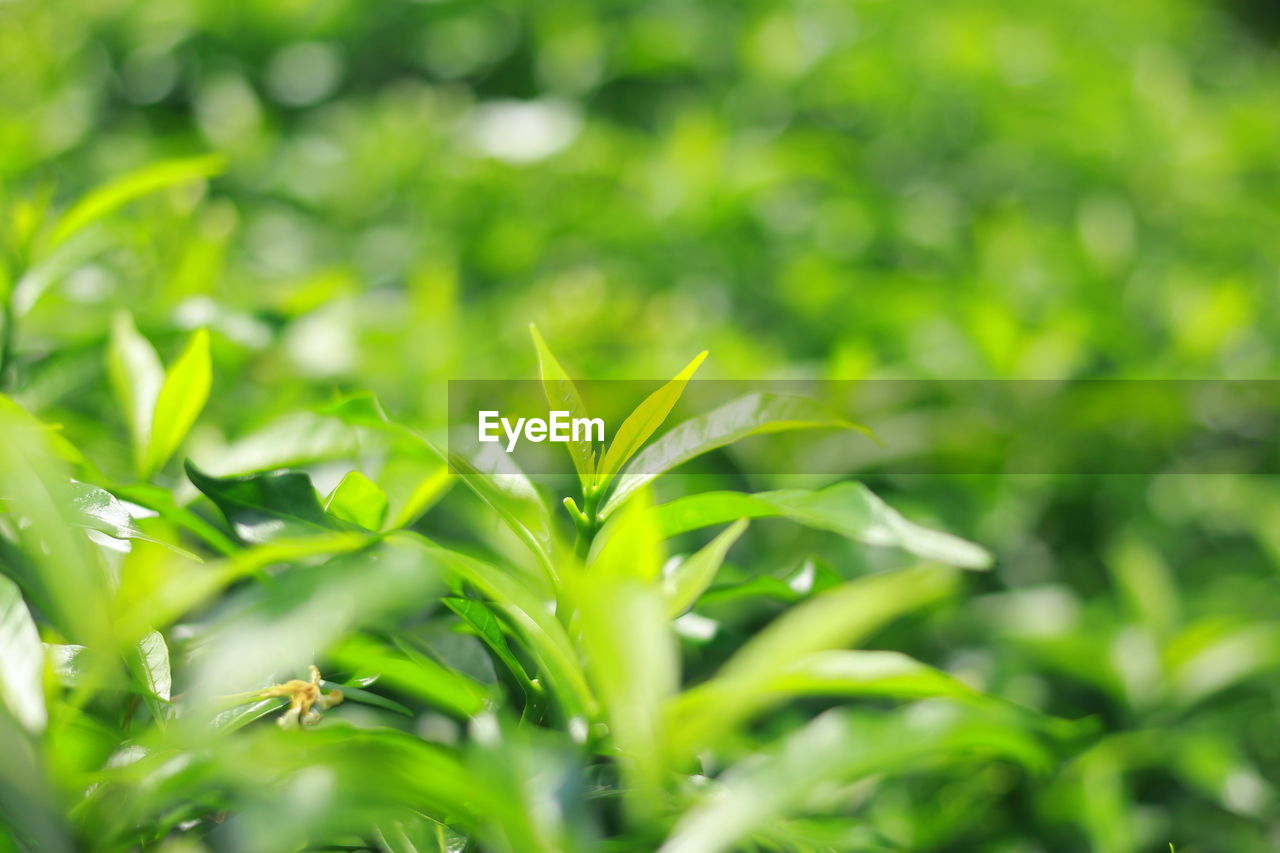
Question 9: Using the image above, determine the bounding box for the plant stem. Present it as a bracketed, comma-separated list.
[571, 486, 603, 560]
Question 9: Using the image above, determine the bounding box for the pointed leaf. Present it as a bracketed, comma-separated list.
[321, 679, 414, 717]
[185, 459, 344, 544]
[588, 487, 663, 582]
[106, 311, 163, 462]
[655, 482, 991, 569]
[660, 706, 1050, 853]
[324, 470, 389, 531]
[443, 597, 538, 699]
[665, 563, 959, 755]
[143, 329, 211, 476]
[529, 325, 595, 483]
[602, 393, 862, 517]
[664, 519, 747, 617]
[127, 630, 172, 712]
[47, 155, 224, 250]
[596, 351, 707, 485]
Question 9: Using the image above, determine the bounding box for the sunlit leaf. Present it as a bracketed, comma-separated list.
[396, 534, 595, 721]
[325, 470, 389, 531]
[660, 705, 1050, 853]
[596, 350, 707, 486]
[142, 329, 211, 476]
[529, 325, 596, 484]
[663, 518, 747, 617]
[46, 155, 224, 250]
[106, 311, 163, 462]
[588, 487, 663, 582]
[665, 563, 959, 755]
[655, 482, 992, 569]
[602, 393, 863, 517]
[0, 575, 46, 732]
[567, 569, 676, 820]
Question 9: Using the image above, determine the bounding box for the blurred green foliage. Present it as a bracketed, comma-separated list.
[3, 0, 1280, 849]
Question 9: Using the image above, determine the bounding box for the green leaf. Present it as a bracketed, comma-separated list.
[142, 329, 211, 476]
[324, 470, 389, 531]
[66, 482, 144, 541]
[44, 643, 87, 687]
[587, 487, 663, 582]
[768, 649, 977, 698]
[448, 447, 554, 578]
[208, 412, 362, 476]
[396, 534, 595, 721]
[664, 518, 747, 617]
[719, 563, 956, 681]
[665, 563, 959, 755]
[655, 482, 992, 569]
[135, 631, 172, 701]
[46, 155, 225, 251]
[0, 575, 45, 732]
[567, 569, 677, 819]
[106, 311, 163, 462]
[595, 350, 707, 486]
[211, 697, 286, 732]
[529, 325, 596, 484]
[383, 460, 452, 530]
[126, 631, 173, 726]
[321, 679, 414, 717]
[329, 633, 492, 718]
[602, 393, 863, 517]
[185, 459, 343, 544]
[443, 597, 539, 701]
[63, 482, 195, 557]
[110, 482, 238, 555]
[659, 706, 1050, 853]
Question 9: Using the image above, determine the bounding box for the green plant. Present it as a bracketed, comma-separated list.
[0, 316, 1061, 852]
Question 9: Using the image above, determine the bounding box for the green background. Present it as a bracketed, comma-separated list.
[3, 0, 1280, 849]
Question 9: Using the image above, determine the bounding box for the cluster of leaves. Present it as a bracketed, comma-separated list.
[6, 0, 1280, 848]
[1, 238, 1061, 850]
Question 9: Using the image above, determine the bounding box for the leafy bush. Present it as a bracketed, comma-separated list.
[6, 0, 1280, 849]
[1, 301, 1062, 850]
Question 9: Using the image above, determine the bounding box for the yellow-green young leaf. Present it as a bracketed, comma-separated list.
[529, 324, 596, 483]
[664, 563, 959, 756]
[384, 462, 451, 530]
[664, 518, 747, 617]
[325, 470, 390, 531]
[588, 486, 663, 582]
[107, 311, 163, 463]
[143, 329, 211, 476]
[596, 350, 707, 487]
[568, 570, 677, 820]
[46, 154, 225, 251]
